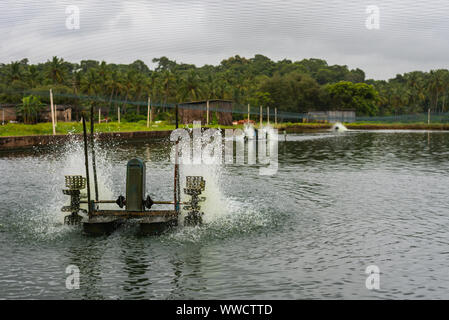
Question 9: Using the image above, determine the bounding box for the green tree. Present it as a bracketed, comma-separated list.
[46, 56, 67, 84]
[17, 95, 45, 124]
[327, 81, 379, 116]
[179, 70, 203, 101]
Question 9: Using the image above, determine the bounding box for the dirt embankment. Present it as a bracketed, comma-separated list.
[0, 130, 172, 151]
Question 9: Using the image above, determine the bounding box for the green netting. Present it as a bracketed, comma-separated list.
[3, 89, 449, 123]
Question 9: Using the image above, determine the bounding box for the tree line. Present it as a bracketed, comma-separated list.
[0, 54, 448, 123]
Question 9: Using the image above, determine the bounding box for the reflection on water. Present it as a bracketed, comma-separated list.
[1, 131, 449, 299]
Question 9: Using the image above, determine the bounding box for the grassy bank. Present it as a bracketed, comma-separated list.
[0, 121, 240, 137]
[346, 122, 449, 130]
[0, 121, 175, 136]
[280, 122, 449, 131]
[2, 121, 449, 137]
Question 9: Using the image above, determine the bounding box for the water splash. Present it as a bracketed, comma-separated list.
[6, 134, 275, 242]
[179, 163, 228, 224]
[7, 134, 117, 241]
[167, 161, 274, 243]
[243, 123, 256, 140]
[331, 122, 348, 132]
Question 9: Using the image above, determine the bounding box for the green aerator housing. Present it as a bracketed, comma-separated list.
[126, 158, 146, 211]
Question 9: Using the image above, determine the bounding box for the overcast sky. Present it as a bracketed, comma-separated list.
[1, 0, 449, 80]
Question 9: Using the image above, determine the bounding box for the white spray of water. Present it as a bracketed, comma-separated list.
[171, 160, 269, 243]
[243, 123, 256, 140]
[166, 130, 275, 242]
[21, 132, 271, 241]
[9, 135, 116, 239]
[179, 163, 228, 224]
[331, 122, 348, 132]
[56, 136, 117, 222]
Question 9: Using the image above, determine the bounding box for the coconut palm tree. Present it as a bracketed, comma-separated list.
[46, 56, 67, 84]
[17, 95, 45, 124]
[5, 61, 22, 83]
[27, 65, 41, 88]
[97, 61, 109, 96]
[133, 72, 148, 114]
[70, 69, 82, 120]
[161, 70, 175, 107]
[121, 70, 137, 113]
[438, 70, 449, 112]
[81, 69, 100, 96]
[179, 70, 203, 101]
[427, 70, 445, 112]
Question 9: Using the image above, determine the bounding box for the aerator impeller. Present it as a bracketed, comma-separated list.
[62, 175, 87, 225]
[183, 176, 206, 226]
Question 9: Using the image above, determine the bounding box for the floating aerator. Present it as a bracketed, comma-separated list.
[60, 109, 207, 235]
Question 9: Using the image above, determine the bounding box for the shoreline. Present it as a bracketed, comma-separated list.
[280, 123, 449, 133]
[1, 123, 449, 151]
[0, 130, 172, 151]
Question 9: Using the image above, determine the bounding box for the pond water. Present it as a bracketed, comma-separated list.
[1, 130, 449, 299]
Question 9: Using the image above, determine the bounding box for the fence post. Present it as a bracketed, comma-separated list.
[247, 104, 250, 123]
[428, 108, 430, 124]
[275, 108, 277, 126]
[260, 105, 262, 127]
[50, 89, 56, 135]
[98, 108, 101, 124]
[118, 107, 120, 124]
[2, 108, 4, 125]
[147, 97, 151, 128]
[267, 106, 270, 125]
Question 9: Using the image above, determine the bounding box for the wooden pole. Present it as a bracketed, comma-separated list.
[275, 107, 277, 125]
[82, 115, 92, 216]
[267, 107, 270, 125]
[118, 107, 120, 124]
[54, 104, 58, 127]
[2, 108, 4, 125]
[98, 108, 101, 124]
[259, 105, 262, 127]
[428, 108, 431, 124]
[174, 103, 180, 212]
[147, 97, 151, 128]
[174, 141, 179, 212]
[50, 89, 56, 135]
[206, 100, 209, 125]
[175, 104, 179, 129]
[248, 104, 250, 123]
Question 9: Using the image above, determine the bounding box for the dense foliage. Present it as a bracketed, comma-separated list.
[1, 55, 448, 121]
[17, 95, 45, 124]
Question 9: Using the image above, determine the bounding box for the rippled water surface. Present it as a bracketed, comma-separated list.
[1, 130, 449, 299]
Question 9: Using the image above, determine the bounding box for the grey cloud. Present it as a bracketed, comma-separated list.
[1, 0, 449, 79]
